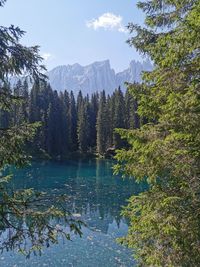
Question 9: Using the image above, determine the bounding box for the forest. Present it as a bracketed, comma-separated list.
[0, 80, 141, 158]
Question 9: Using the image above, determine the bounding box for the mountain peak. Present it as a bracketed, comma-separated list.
[47, 59, 153, 95]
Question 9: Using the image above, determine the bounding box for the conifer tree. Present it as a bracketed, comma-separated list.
[60, 90, 70, 156]
[21, 80, 29, 122]
[69, 91, 78, 151]
[77, 90, 83, 114]
[13, 80, 23, 125]
[115, 0, 200, 266]
[107, 94, 115, 147]
[29, 81, 41, 123]
[77, 97, 90, 153]
[96, 91, 108, 156]
[89, 93, 99, 149]
[0, 1, 82, 255]
[124, 89, 131, 129]
[47, 91, 62, 156]
[125, 86, 140, 129]
[112, 87, 126, 148]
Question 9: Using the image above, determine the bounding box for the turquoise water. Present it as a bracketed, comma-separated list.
[0, 159, 143, 267]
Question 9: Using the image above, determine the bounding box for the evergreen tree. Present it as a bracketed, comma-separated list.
[112, 87, 126, 149]
[107, 94, 115, 147]
[124, 89, 131, 129]
[0, 1, 82, 256]
[77, 90, 83, 114]
[0, 83, 12, 129]
[125, 86, 140, 129]
[29, 80, 53, 152]
[115, 0, 200, 266]
[29, 80, 41, 123]
[39, 83, 53, 151]
[89, 93, 99, 149]
[69, 91, 78, 151]
[96, 91, 109, 156]
[60, 90, 70, 156]
[77, 97, 90, 153]
[21, 80, 29, 122]
[13, 80, 22, 125]
[46, 91, 62, 156]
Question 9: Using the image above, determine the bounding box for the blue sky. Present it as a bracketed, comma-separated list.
[0, 0, 145, 72]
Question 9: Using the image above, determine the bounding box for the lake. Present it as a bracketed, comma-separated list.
[0, 159, 144, 267]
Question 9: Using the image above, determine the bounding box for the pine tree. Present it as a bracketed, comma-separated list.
[89, 92, 99, 149]
[28, 80, 52, 152]
[21, 80, 29, 122]
[112, 87, 126, 149]
[125, 85, 140, 129]
[0, 1, 81, 255]
[124, 89, 131, 129]
[39, 83, 54, 151]
[29, 81, 41, 123]
[115, 0, 200, 266]
[77, 90, 83, 114]
[69, 91, 78, 151]
[0, 83, 12, 129]
[96, 91, 109, 156]
[47, 91, 62, 156]
[60, 90, 70, 156]
[107, 94, 115, 147]
[13, 80, 22, 125]
[77, 97, 90, 153]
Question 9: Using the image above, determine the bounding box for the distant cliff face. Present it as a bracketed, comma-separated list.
[47, 59, 153, 95]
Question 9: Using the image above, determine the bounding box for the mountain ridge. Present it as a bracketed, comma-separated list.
[47, 59, 153, 95]
[10, 59, 153, 96]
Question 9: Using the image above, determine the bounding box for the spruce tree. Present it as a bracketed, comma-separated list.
[13, 80, 23, 125]
[0, 0, 64, 252]
[124, 89, 131, 129]
[60, 90, 70, 156]
[29, 81, 41, 123]
[47, 91, 62, 156]
[96, 91, 108, 156]
[89, 93, 99, 149]
[112, 87, 126, 149]
[77, 97, 90, 153]
[77, 90, 83, 114]
[115, 0, 200, 266]
[0, 1, 82, 255]
[125, 85, 140, 129]
[69, 91, 78, 151]
[21, 80, 29, 122]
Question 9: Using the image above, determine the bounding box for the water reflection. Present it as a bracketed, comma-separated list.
[10, 159, 144, 234]
[0, 159, 144, 266]
[0, 184, 82, 257]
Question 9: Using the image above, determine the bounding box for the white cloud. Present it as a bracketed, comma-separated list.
[86, 13, 127, 33]
[42, 53, 53, 61]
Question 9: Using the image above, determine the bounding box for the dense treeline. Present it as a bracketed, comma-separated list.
[0, 80, 141, 158]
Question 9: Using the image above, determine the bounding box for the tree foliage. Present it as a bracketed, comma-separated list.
[0, 0, 82, 256]
[114, 0, 200, 266]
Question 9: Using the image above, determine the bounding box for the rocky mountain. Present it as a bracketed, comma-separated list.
[10, 59, 153, 95]
[47, 59, 153, 96]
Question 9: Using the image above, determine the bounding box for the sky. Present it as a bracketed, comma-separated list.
[0, 0, 145, 72]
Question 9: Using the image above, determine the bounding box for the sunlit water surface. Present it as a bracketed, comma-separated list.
[1, 159, 144, 267]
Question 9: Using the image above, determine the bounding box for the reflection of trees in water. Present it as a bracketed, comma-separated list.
[0, 184, 82, 257]
[9, 159, 146, 234]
